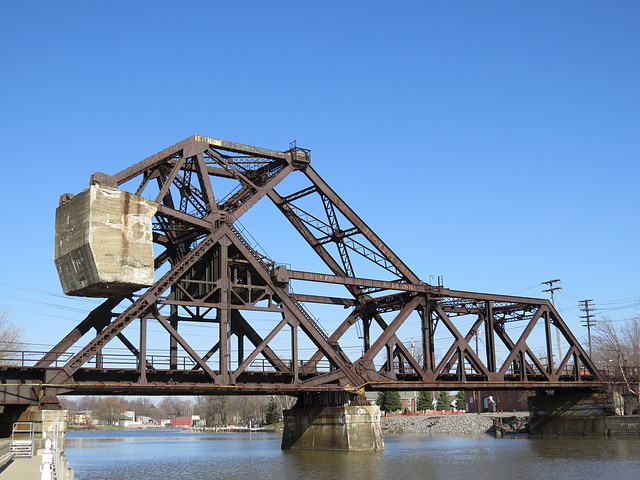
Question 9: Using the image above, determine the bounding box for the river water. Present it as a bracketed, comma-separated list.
[65, 428, 640, 480]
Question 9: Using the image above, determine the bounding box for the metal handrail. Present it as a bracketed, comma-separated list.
[10, 421, 35, 458]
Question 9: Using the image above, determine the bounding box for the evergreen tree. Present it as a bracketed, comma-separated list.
[265, 397, 280, 425]
[417, 391, 434, 411]
[455, 391, 466, 410]
[436, 391, 451, 410]
[376, 391, 403, 413]
[385, 391, 403, 413]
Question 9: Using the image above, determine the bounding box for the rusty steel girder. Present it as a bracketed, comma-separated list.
[0, 135, 604, 404]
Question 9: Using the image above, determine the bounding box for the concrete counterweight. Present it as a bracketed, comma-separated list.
[54, 184, 158, 297]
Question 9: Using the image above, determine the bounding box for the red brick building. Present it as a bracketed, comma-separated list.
[169, 415, 200, 427]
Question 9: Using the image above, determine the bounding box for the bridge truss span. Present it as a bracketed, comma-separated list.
[1, 135, 603, 404]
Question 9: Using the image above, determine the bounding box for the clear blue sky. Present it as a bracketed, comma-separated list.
[1, 1, 638, 355]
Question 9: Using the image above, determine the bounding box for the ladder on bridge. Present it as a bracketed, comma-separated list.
[10, 421, 35, 458]
[229, 222, 352, 367]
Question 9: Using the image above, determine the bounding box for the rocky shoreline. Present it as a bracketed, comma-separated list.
[380, 413, 529, 436]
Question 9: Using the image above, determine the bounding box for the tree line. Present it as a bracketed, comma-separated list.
[60, 394, 294, 427]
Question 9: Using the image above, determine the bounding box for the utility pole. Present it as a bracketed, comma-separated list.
[579, 299, 596, 358]
[542, 279, 563, 360]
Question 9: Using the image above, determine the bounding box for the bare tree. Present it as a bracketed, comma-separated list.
[593, 315, 640, 409]
[0, 307, 25, 365]
[93, 396, 128, 425]
[194, 395, 272, 426]
[195, 396, 229, 425]
[158, 396, 194, 418]
[275, 395, 296, 411]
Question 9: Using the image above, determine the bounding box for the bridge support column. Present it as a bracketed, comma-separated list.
[529, 391, 627, 435]
[282, 392, 384, 451]
[0, 405, 68, 449]
[0, 405, 30, 438]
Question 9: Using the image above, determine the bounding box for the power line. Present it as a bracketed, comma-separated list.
[0, 292, 89, 314]
[509, 283, 544, 295]
[0, 280, 100, 304]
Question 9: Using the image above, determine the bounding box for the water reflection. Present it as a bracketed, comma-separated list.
[283, 449, 384, 480]
[65, 429, 640, 480]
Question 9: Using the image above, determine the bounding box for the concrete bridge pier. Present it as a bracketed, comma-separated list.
[528, 390, 639, 435]
[281, 392, 384, 451]
[0, 405, 30, 438]
[0, 405, 68, 449]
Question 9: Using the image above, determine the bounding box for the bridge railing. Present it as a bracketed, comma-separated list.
[1, 349, 332, 375]
[601, 365, 640, 380]
[0, 350, 76, 368]
[246, 358, 331, 374]
[395, 358, 588, 379]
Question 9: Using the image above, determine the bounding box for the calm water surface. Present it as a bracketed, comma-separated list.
[65, 428, 640, 480]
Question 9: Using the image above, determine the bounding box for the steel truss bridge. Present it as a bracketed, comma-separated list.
[1, 136, 604, 406]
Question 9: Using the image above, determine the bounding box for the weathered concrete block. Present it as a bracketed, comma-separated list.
[282, 405, 384, 451]
[54, 185, 158, 297]
[528, 391, 629, 435]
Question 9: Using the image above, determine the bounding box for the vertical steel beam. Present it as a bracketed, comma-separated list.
[237, 332, 244, 367]
[363, 316, 371, 353]
[544, 311, 554, 375]
[385, 345, 394, 377]
[484, 302, 496, 373]
[219, 237, 231, 382]
[169, 308, 178, 370]
[291, 321, 299, 383]
[139, 317, 147, 383]
[421, 302, 436, 377]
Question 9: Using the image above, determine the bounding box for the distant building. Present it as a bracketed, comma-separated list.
[71, 412, 92, 425]
[365, 392, 418, 412]
[170, 415, 200, 427]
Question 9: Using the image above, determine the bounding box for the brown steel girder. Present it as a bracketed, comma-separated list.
[18, 135, 604, 403]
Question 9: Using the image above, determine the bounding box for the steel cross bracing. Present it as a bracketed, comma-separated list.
[0, 135, 603, 404]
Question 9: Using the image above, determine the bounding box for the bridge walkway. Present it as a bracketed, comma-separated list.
[0, 454, 42, 479]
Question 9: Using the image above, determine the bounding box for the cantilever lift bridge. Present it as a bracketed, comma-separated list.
[0, 136, 603, 406]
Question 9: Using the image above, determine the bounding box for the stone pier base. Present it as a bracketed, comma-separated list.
[282, 394, 384, 451]
[528, 391, 632, 435]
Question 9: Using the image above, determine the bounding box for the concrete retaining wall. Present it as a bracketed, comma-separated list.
[528, 392, 640, 435]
